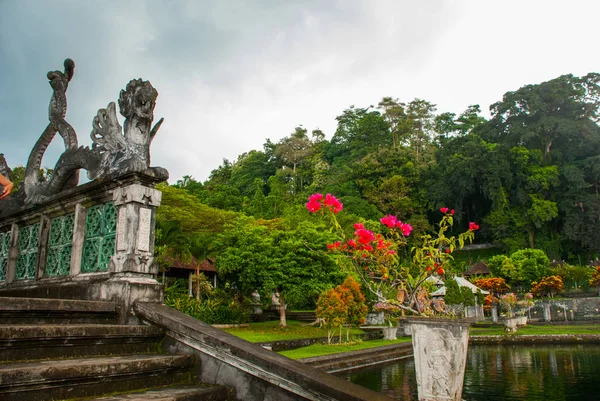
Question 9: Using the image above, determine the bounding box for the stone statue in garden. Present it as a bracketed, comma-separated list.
[0, 58, 167, 217]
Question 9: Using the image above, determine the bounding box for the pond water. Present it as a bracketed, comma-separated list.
[341, 344, 600, 401]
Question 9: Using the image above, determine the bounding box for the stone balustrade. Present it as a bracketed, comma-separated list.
[0, 172, 164, 323]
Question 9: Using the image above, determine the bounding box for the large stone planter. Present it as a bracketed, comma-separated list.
[402, 317, 472, 401]
[382, 326, 398, 340]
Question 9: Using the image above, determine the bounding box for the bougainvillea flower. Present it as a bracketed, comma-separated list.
[469, 222, 480, 231]
[450, 209, 455, 215]
[445, 248, 451, 253]
[308, 193, 323, 202]
[347, 239, 357, 248]
[363, 244, 374, 252]
[356, 228, 375, 244]
[354, 223, 365, 230]
[399, 223, 412, 237]
[380, 215, 398, 228]
[387, 250, 396, 255]
[440, 207, 449, 213]
[426, 266, 433, 271]
[305, 200, 321, 212]
[324, 193, 343, 213]
[326, 241, 341, 250]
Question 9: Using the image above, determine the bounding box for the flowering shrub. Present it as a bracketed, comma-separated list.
[472, 277, 510, 296]
[499, 292, 518, 317]
[306, 194, 478, 316]
[531, 275, 564, 298]
[590, 267, 600, 287]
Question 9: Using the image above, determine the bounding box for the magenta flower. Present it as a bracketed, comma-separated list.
[324, 193, 343, 214]
[440, 207, 449, 214]
[380, 215, 397, 228]
[399, 223, 412, 237]
[308, 193, 323, 202]
[356, 228, 375, 245]
[305, 200, 321, 212]
[469, 222, 480, 231]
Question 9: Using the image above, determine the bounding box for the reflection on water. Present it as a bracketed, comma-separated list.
[341, 344, 600, 401]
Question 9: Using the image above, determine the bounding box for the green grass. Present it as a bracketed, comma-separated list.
[279, 338, 411, 360]
[471, 324, 600, 336]
[223, 320, 366, 343]
[222, 320, 600, 360]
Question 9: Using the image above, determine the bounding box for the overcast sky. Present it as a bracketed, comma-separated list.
[1, 0, 599, 183]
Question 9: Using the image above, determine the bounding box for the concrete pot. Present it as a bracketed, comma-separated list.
[382, 326, 398, 340]
[402, 317, 472, 401]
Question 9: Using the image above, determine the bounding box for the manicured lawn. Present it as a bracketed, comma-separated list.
[279, 338, 411, 360]
[470, 324, 600, 336]
[222, 320, 600, 360]
[223, 320, 366, 343]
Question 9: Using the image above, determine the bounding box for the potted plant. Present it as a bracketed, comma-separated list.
[373, 301, 400, 340]
[306, 194, 479, 401]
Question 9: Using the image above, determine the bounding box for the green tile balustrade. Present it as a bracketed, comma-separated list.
[16, 223, 41, 280]
[81, 202, 117, 273]
[0, 230, 11, 281]
[45, 213, 75, 277]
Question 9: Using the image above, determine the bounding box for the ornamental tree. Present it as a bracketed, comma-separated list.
[531, 275, 564, 298]
[336, 276, 368, 341]
[315, 288, 348, 344]
[307, 194, 478, 315]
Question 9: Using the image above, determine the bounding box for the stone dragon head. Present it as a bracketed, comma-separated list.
[118, 79, 158, 121]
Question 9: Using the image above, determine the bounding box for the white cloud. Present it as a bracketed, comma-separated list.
[1, 0, 599, 183]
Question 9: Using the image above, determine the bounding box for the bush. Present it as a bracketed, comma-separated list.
[164, 280, 249, 324]
[531, 276, 564, 298]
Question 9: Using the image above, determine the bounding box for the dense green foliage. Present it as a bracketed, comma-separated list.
[153, 72, 600, 310]
[164, 280, 249, 324]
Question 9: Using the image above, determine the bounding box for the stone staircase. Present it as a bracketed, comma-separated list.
[0, 297, 232, 401]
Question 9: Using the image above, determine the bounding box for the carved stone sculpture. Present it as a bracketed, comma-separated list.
[0, 58, 168, 215]
[0, 154, 12, 180]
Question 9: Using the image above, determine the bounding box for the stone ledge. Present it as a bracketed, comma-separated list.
[135, 302, 393, 401]
[0, 296, 116, 312]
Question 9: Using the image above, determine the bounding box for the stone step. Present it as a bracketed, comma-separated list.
[88, 384, 231, 400]
[0, 296, 118, 324]
[0, 354, 197, 401]
[0, 324, 165, 361]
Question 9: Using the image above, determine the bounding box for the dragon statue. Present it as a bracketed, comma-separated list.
[0, 58, 168, 215]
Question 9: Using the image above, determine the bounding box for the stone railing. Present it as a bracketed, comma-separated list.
[0, 172, 164, 322]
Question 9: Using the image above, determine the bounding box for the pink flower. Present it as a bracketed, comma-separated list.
[308, 193, 323, 202]
[348, 239, 357, 248]
[387, 250, 396, 255]
[469, 222, 480, 231]
[305, 200, 321, 212]
[356, 228, 375, 245]
[440, 207, 449, 214]
[324, 193, 343, 213]
[380, 215, 397, 228]
[399, 223, 412, 237]
[354, 223, 365, 230]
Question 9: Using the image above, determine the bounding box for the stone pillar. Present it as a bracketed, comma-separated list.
[110, 183, 162, 275]
[491, 303, 498, 324]
[543, 303, 551, 322]
[5, 224, 18, 283]
[99, 183, 164, 323]
[406, 317, 471, 401]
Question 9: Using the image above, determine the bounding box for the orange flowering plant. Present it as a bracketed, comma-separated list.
[307, 193, 479, 316]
